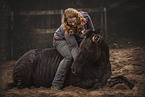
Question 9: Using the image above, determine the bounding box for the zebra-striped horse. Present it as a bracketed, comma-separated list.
[12, 30, 136, 90]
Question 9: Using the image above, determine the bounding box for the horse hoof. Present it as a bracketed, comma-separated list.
[132, 86, 137, 90]
[29, 86, 36, 89]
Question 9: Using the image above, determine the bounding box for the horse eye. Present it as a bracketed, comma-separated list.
[92, 35, 99, 42]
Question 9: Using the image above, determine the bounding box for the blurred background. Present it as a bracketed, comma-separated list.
[0, 0, 145, 61]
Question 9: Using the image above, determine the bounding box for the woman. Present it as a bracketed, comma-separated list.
[51, 8, 95, 90]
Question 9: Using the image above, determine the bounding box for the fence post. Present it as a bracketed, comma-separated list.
[104, 8, 108, 40]
[10, 11, 14, 59]
[60, 9, 63, 23]
[100, 9, 104, 36]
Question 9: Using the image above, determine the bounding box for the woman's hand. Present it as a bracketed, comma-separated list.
[81, 29, 87, 34]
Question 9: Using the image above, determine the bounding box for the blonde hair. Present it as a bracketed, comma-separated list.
[63, 8, 86, 35]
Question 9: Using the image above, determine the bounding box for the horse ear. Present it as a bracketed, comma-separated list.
[96, 29, 101, 34]
[83, 29, 93, 36]
[96, 25, 104, 34]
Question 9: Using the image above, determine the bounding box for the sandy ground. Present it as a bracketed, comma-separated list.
[0, 45, 145, 97]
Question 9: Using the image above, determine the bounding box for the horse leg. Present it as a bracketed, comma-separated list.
[17, 80, 24, 89]
[106, 76, 136, 89]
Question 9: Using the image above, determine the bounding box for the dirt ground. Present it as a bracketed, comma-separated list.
[0, 42, 145, 97]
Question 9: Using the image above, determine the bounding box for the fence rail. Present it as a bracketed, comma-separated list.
[18, 8, 105, 15]
[19, 10, 62, 15]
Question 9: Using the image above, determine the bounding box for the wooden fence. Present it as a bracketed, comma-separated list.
[10, 8, 108, 59]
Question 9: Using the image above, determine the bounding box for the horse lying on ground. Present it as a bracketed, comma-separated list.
[12, 29, 136, 90]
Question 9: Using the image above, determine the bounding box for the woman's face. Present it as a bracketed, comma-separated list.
[67, 17, 77, 28]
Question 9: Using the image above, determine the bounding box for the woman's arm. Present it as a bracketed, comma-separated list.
[86, 14, 95, 31]
[80, 11, 95, 31]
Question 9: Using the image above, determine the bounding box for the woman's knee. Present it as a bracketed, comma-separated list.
[64, 54, 73, 62]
